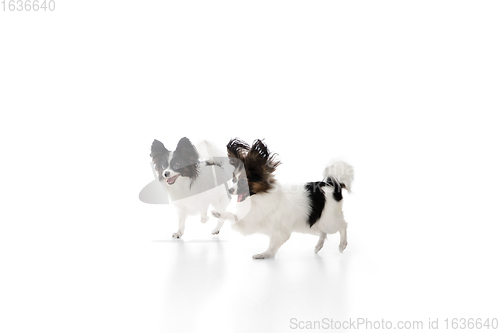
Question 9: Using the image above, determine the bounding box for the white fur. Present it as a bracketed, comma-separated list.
[161, 150, 231, 239]
[323, 160, 354, 192]
[212, 163, 352, 258]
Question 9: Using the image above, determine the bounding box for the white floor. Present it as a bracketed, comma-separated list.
[2, 155, 499, 333]
[144, 204, 499, 333]
[2, 188, 499, 333]
[53, 191, 499, 333]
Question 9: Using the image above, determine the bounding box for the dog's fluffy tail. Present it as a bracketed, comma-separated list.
[323, 160, 354, 193]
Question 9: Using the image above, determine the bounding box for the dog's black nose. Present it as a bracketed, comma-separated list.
[163, 171, 170, 178]
[228, 188, 235, 194]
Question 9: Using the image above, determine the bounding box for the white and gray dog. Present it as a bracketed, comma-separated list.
[151, 138, 231, 238]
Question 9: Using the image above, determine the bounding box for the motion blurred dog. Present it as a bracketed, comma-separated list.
[151, 138, 230, 238]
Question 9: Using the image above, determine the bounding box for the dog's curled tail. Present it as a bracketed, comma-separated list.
[323, 160, 354, 193]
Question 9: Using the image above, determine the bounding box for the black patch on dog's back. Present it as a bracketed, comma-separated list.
[332, 181, 343, 202]
[324, 177, 344, 202]
[305, 182, 326, 227]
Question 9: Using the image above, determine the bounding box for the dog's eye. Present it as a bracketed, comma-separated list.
[173, 163, 180, 170]
[240, 178, 247, 185]
[232, 177, 236, 183]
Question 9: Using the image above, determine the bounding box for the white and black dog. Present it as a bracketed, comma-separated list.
[212, 138, 354, 259]
[150, 138, 231, 238]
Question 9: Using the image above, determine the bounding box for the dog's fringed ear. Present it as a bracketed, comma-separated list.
[151, 139, 168, 157]
[246, 139, 281, 176]
[227, 138, 250, 170]
[151, 139, 170, 177]
[174, 137, 199, 165]
[227, 138, 250, 160]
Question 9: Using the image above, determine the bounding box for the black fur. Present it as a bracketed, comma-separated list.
[227, 138, 250, 171]
[150, 139, 170, 179]
[227, 138, 250, 160]
[324, 177, 344, 202]
[304, 178, 345, 227]
[205, 160, 222, 167]
[227, 138, 281, 196]
[332, 180, 343, 202]
[171, 137, 200, 179]
[151, 138, 200, 181]
[305, 182, 326, 227]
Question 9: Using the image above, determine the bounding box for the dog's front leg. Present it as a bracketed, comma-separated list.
[253, 233, 291, 259]
[172, 212, 186, 239]
[211, 210, 238, 223]
[211, 219, 224, 235]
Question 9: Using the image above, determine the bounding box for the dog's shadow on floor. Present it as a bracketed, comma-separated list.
[152, 238, 228, 243]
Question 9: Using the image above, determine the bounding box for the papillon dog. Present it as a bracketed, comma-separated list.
[150, 137, 231, 238]
[211, 138, 354, 259]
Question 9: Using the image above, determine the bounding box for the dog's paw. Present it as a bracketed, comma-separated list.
[211, 230, 220, 235]
[252, 253, 271, 259]
[338, 241, 347, 253]
[314, 243, 324, 254]
[200, 216, 209, 224]
[211, 210, 221, 219]
[172, 232, 182, 239]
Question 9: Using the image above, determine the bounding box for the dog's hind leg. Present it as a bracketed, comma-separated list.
[200, 213, 210, 224]
[314, 232, 327, 253]
[253, 233, 291, 259]
[338, 226, 347, 253]
[200, 203, 210, 224]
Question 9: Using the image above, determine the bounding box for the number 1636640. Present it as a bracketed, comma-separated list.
[2, 0, 55, 11]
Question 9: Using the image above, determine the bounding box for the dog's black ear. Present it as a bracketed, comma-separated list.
[173, 137, 200, 179]
[151, 139, 170, 178]
[227, 138, 250, 170]
[174, 137, 199, 165]
[151, 139, 168, 157]
[246, 139, 281, 175]
[227, 138, 249, 160]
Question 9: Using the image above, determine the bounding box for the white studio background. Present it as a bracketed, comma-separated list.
[1, 1, 499, 332]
